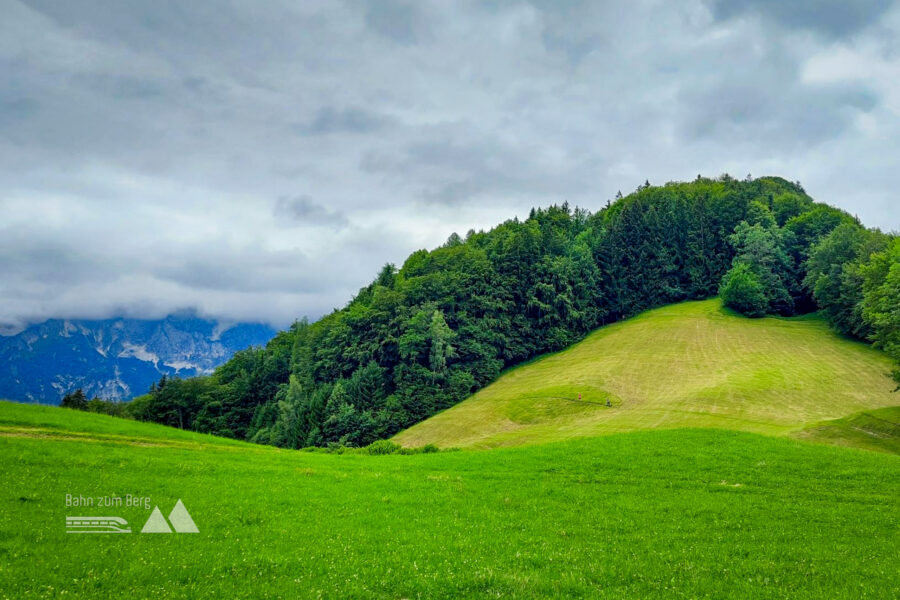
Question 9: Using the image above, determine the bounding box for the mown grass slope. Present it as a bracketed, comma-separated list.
[1, 402, 898, 599]
[796, 406, 900, 454]
[395, 299, 899, 449]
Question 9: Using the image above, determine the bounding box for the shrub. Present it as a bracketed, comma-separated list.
[720, 263, 768, 317]
[326, 442, 348, 454]
[365, 440, 402, 455]
[360, 440, 441, 455]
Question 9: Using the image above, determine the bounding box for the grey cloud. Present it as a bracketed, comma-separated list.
[154, 252, 334, 294]
[297, 107, 392, 136]
[361, 128, 593, 205]
[540, 31, 604, 66]
[678, 82, 879, 148]
[361, 0, 425, 45]
[0, 95, 39, 128]
[71, 73, 166, 100]
[1, 0, 898, 331]
[274, 195, 349, 229]
[709, 0, 895, 38]
[0, 243, 115, 290]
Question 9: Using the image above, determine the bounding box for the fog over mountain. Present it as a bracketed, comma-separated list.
[1, 0, 899, 333]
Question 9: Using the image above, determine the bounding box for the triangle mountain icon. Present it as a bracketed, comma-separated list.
[141, 506, 172, 533]
[168, 499, 199, 533]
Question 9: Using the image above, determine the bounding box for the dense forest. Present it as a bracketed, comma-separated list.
[75, 175, 899, 447]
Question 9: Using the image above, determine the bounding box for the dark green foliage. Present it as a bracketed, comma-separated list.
[746, 200, 777, 228]
[134, 376, 212, 431]
[804, 225, 899, 386]
[60, 389, 87, 410]
[804, 224, 889, 338]
[771, 192, 813, 226]
[859, 239, 900, 387]
[61, 389, 130, 417]
[720, 263, 768, 317]
[129, 175, 896, 447]
[784, 205, 853, 257]
[345, 362, 386, 411]
[726, 221, 797, 315]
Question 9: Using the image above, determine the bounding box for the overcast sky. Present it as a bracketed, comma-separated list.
[1, 0, 898, 333]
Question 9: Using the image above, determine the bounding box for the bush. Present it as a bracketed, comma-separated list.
[360, 440, 441, 455]
[326, 442, 348, 454]
[365, 440, 402, 455]
[720, 263, 768, 317]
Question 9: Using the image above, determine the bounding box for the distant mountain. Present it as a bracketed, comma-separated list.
[0, 314, 276, 403]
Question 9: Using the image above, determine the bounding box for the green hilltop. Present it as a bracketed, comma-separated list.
[69, 175, 900, 452]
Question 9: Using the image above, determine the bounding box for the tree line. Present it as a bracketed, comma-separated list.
[715, 189, 899, 388]
[65, 175, 898, 445]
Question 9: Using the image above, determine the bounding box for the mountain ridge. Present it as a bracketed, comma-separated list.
[0, 315, 275, 403]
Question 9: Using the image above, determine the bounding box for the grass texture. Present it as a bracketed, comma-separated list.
[395, 299, 899, 449]
[1, 403, 898, 599]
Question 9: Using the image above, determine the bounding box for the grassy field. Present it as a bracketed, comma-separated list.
[2, 300, 898, 598]
[1, 402, 899, 599]
[395, 299, 899, 449]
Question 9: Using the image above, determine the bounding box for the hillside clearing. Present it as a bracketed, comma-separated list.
[395, 299, 898, 449]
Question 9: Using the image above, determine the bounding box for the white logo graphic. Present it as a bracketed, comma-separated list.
[66, 516, 131, 534]
[141, 507, 171, 533]
[141, 499, 199, 534]
[167, 499, 200, 533]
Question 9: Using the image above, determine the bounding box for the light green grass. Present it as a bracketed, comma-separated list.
[1, 402, 898, 599]
[395, 299, 899, 449]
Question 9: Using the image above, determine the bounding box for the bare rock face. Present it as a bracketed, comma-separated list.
[0, 314, 275, 403]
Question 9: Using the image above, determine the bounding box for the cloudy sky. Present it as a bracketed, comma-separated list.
[1, 0, 898, 332]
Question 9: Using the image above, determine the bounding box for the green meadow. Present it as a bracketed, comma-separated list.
[1, 403, 899, 599]
[2, 299, 899, 599]
[395, 299, 899, 449]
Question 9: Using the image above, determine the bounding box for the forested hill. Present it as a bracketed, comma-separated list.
[107, 175, 898, 448]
